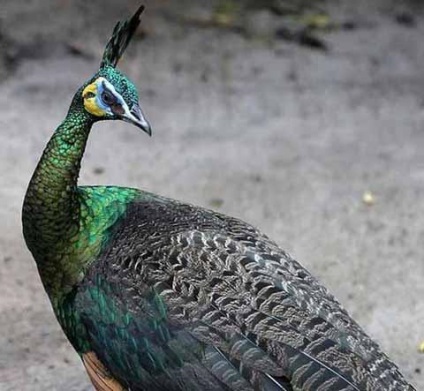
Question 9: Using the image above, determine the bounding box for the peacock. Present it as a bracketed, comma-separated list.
[22, 5, 416, 391]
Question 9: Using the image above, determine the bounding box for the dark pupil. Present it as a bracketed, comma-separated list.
[102, 91, 114, 105]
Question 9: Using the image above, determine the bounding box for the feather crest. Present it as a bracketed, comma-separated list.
[100, 5, 144, 68]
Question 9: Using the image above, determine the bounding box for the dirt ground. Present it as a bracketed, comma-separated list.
[0, 0, 423, 390]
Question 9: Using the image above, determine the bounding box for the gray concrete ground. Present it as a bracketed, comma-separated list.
[0, 1, 423, 390]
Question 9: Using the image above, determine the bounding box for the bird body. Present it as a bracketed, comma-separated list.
[22, 6, 416, 391]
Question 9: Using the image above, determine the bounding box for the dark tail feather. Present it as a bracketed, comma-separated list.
[204, 346, 293, 391]
[283, 344, 362, 391]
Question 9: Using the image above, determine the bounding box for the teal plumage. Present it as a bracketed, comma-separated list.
[22, 5, 416, 391]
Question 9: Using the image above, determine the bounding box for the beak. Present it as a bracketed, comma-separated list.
[122, 103, 152, 136]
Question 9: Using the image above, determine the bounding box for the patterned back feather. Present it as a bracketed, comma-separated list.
[73, 193, 416, 391]
[100, 5, 144, 68]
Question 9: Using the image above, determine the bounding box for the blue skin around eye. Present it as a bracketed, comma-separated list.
[96, 79, 128, 116]
[96, 81, 112, 114]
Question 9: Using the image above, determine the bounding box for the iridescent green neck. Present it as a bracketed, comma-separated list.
[23, 107, 92, 242]
[22, 98, 94, 293]
[22, 97, 143, 299]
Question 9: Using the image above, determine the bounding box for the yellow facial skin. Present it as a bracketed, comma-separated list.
[82, 81, 106, 117]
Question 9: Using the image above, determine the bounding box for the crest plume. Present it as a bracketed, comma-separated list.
[100, 5, 145, 68]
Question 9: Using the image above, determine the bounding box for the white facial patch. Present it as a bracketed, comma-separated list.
[95, 77, 132, 118]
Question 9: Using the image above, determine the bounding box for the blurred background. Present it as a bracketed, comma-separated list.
[0, 0, 423, 389]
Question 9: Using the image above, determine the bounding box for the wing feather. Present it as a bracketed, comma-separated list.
[74, 198, 414, 390]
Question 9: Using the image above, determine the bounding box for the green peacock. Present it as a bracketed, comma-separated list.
[22, 6, 416, 391]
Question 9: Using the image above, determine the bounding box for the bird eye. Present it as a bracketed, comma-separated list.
[101, 91, 115, 105]
[84, 91, 95, 99]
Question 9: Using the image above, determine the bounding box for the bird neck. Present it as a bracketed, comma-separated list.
[22, 102, 94, 292]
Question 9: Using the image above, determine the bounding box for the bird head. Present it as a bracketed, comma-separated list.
[80, 5, 151, 135]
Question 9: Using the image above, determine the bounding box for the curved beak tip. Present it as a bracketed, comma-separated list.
[145, 123, 152, 137]
[127, 103, 152, 136]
